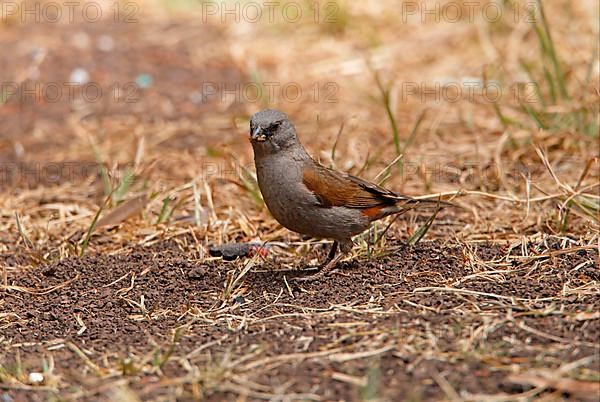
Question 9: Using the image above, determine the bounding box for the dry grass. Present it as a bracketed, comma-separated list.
[0, 0, 598, 400]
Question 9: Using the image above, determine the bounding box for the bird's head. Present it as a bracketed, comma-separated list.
[249, 109, 299, 156]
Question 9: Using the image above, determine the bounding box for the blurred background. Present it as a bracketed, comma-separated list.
[1, 0, 598, 252]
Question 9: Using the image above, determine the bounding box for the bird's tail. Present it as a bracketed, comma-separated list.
[405, 196, 454, 208]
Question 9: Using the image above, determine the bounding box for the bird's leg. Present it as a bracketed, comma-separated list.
[294, 241, 350, 282]
[320, 241, 338, 267]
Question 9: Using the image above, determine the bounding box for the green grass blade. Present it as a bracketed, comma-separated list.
[373, 72, 402, 166]
[113, 168, 136, 204]
[14, 213, 34, 249]
[542, 65, 557, 104]
[519, 101, 547, 129]
[156, 196, 172, 225]
[408, 200, 442, 246]
[536, 0, 569, 100]
[330, 122, 345, 163]
[80, 195, 111, 256]
[90, 142, 112, 198]
[229, 153, 263, 207]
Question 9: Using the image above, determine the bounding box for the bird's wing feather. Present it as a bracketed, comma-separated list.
[302, 162, 406, 209]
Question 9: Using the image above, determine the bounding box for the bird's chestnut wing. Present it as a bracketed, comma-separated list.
[302, 162, 403, 209]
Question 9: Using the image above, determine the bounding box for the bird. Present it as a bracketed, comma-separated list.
[249, 109, 444, 281]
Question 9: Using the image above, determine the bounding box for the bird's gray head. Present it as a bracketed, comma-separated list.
[249, 109, 299, 155]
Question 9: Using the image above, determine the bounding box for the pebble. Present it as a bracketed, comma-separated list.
[209, 242, 268, 261]
[28, 372, 44, 384]
[187, 267, 206, 279]
[135, 73, 153, 89]
[97, 35, 115, 52]
[69, 68, 90, 85]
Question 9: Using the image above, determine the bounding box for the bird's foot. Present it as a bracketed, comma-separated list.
[293, 254, 342, 282]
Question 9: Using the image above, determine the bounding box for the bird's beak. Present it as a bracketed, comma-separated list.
[251, 126, 266, 142]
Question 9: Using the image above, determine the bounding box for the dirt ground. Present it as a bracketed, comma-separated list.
[1, 1, 599, 401]
[2, 239, 599, 401]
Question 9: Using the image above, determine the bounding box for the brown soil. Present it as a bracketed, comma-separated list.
[2, 239, 598, 401]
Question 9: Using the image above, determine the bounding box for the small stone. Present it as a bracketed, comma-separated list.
[135, 73, 153, 89]
[187, 267, 206, 279]
[42, 266, 56, 277]
[209, 242, 268, 261]
[69, 68, 90, 85]
[97, 35, 115, 52]
[28, 372, 44, 384]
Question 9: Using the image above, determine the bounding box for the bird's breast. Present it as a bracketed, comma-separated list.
[256, 161, 309, 227]
[255, 158, 370, 239]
